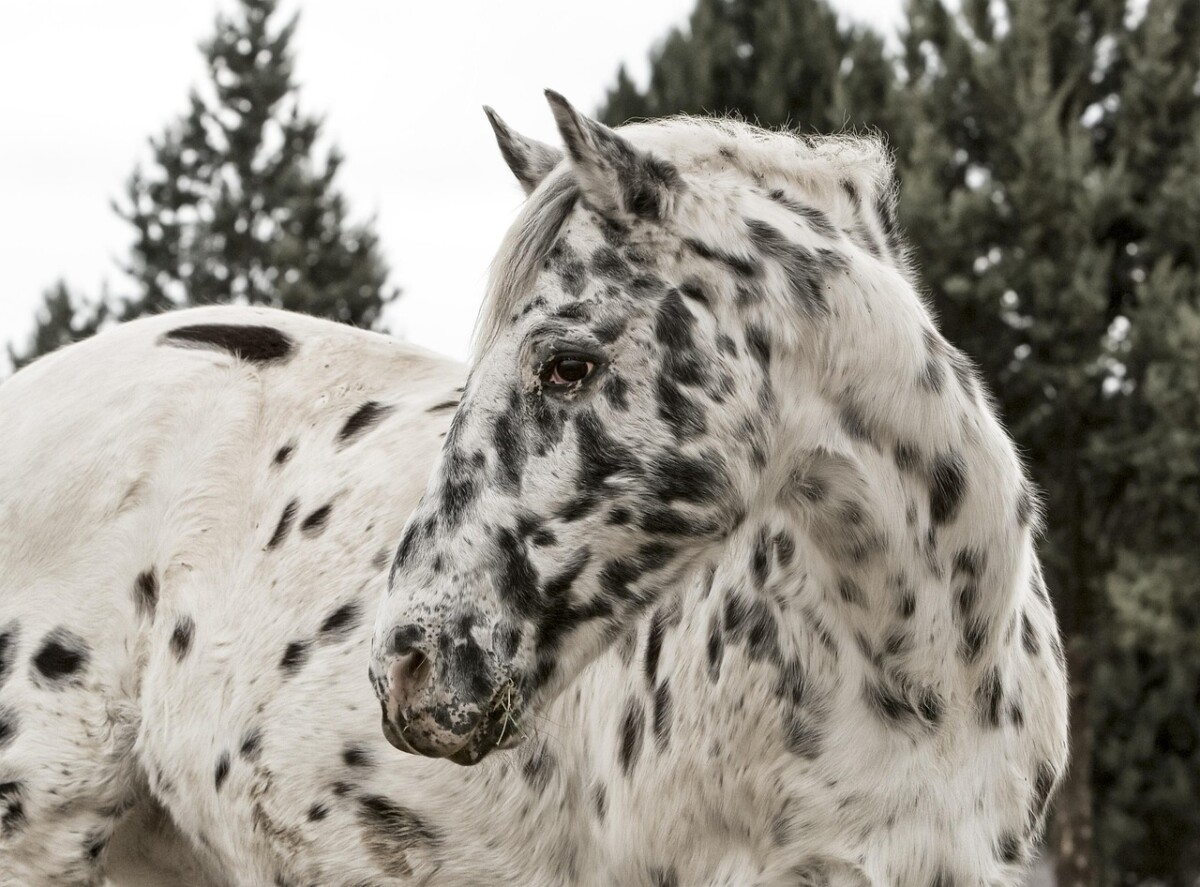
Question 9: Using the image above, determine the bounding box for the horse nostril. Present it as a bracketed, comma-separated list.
[389, 651, 432, 710]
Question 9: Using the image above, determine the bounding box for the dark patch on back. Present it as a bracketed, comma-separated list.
[267, 499, 299, 549]
[272, 443, 294, 466]
[651, 866, 680, 887]
[31, 627, 90, 685]
[134, 569, 159, 620]
[170, 617, 194, 660]
[161, 324, 294, 364]
[307, 803, 329, 822]
[356, 794, 443, 879]
[338, 401, 394, 445]
[426, 399, 459, 414]
[300, 503, 334, 536]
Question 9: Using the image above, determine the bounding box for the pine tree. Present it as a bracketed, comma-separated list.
[600, 0, 898, 134]
[7, 282, 110, 373]
[116, 0, 397, 326]
[896, 2, 1200, 882]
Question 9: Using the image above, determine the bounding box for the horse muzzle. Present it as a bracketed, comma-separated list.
[370, 628, 527, 765]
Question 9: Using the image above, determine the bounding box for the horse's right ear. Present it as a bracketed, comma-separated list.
[484, 106, 563, 196]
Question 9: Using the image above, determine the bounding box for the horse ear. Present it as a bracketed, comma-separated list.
[484, 106, 563, 196]
[543, 89, 680, 221]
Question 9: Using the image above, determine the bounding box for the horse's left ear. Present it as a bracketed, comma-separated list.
[544, 89, 681, 221]
[484, 106, 563, 196]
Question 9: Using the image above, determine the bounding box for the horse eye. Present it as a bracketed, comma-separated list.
[542, 356, 595, 388]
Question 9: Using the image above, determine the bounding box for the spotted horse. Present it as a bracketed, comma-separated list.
[0, 93, 1067, 886]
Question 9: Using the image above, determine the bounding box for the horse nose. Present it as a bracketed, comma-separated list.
[388, 650, 433, 712]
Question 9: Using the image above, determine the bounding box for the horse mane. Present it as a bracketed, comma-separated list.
[475, 116, 897, 357]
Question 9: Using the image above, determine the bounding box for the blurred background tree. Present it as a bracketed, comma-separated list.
[8, 0, 398, 369]
[7, 282, 111, 372]
[603, 0, 1200, 885]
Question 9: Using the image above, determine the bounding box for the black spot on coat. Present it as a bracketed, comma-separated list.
[1, 780, 26, 837]
[652, 681, 672, 750]
[170, 617, 194, 660]
[31, 628, 90, 684]
[214, 752, 230, 790]
[0, 623, 19, 690]
[280, 641, 309, 674]
[267, 499, 299, 549]
[133, 569, 159, 620]
[162, 324, 294, 364]
[929, 451, 967, 525]
[300, 503, 333, 536]
[320, 601, 361, 638]
[356, 795, 442, 878]
[240, 727, 263, 761]
[0, 706, 18, 750]
[618, 697, 645, 774]
[338, 401, 394, 445]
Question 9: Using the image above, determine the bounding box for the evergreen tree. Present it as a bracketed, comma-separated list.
[896, 2, 1200, 883]
[7, 282, 110, 373]
[116, 0, 397, 327]
[602, 0, 1200, 884]
[601, 0, 899, 135]
[8, 0, 398, 374]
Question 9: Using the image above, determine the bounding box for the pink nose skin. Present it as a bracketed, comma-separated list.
[387, 651, 433, 716]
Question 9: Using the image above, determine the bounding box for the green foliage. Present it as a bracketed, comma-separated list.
[116, 0, 397, 326]
[602, 0, 1200, 883]
[1096, 554, 1200, 884]
[7, 282, 110, 373]
[10, 0, 397, 372]
[601, 0, 899, 135]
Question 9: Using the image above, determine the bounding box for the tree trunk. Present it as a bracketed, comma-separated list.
[1053, 635, 1096, 887]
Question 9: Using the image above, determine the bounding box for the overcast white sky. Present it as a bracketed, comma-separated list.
[0, 0, 902, 364]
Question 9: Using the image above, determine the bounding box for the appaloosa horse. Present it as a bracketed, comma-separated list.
[0, 92, 1067, 886]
